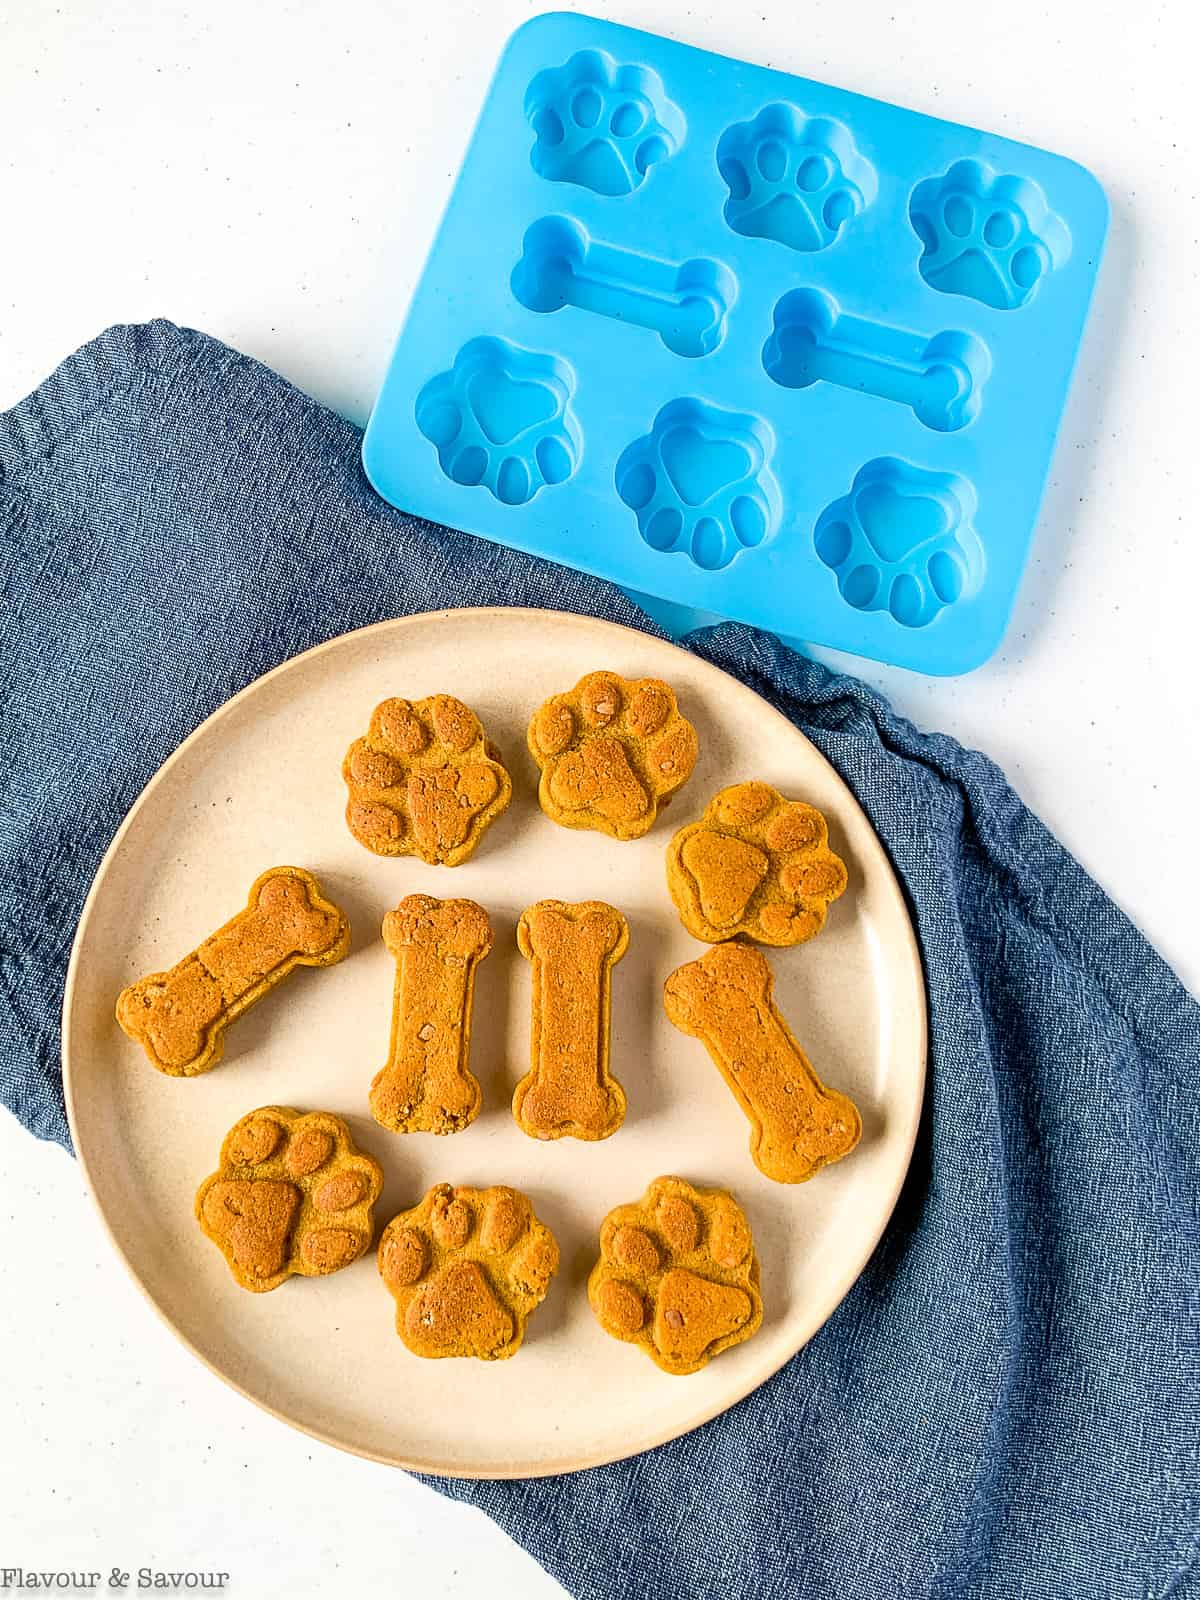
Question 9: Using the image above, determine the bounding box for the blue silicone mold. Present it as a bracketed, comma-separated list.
[363, 12, 1108, 675]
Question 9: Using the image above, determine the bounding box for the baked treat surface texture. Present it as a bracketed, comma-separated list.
[589, 1175, 763, 1374]
[379, 1182, 559, 1360]
[528, 670, 697, 840]
[512, 899, 629, 1141]
[370, 894, 492, 1135]
[667, 780, 847, 946]
[196, 1106, 383, 1291]
[343, 694, 511, 866]
[116, 865, 350, 1076]
[664, 942, 862, 1182]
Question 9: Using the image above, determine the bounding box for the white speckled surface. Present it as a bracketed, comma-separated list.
[0, 1, 1193, 1595]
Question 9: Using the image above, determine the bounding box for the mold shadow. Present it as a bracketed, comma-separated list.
[616, 396, 782, 572]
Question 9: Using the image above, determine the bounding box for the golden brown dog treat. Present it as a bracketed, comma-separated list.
[343, 694, 512, 866]
[588, 1176, 762, 1375]
[378, 1182, 559, 1360]
[512, 900, 628, 1141]
[664, 943, 861, 1183]
[369, 895, 492, 1136]
[116, 866, 350, 1077]
[196, 1107, 383, 1292]
[666, 780, 847, 946]
[528, 670, 698, 840]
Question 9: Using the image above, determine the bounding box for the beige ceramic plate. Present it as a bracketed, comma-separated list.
[64, 608, 925, 1478]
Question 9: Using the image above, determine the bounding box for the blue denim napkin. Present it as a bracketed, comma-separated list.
[1, 322, 1195, 1600]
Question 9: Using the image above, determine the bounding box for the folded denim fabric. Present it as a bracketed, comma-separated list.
[1, 322, 1195, 1600]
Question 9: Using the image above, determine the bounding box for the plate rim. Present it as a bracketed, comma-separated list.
[62, 605, 928, 1478]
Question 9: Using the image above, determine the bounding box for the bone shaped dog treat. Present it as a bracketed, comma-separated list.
[116, 866, 350, 1077]
[664, 942, 861, 1183]
[512, 900, 629, 1141]
[369, 895, 493, 1136]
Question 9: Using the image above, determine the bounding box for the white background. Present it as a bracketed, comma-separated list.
[0, 1, 1195, 1595]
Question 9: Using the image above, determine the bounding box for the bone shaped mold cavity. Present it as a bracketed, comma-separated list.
[717, 103, 876, 252]
[814, 457, 983, 628]
[525, 49, 685, 197]
[415, 337, 581, 505]
[512, 216, 735, 359]
[763, 288, 991, 432]
[909, 159, 1071, 310]
[616, 398, 781, 571]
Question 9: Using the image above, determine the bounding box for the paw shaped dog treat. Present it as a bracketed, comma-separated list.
[343, 694, 512, 866]
[370, 895, 492, 1136]
[528, 671, 697, 840]
[196, 1107, 383, 1292]
[379, 1183, 559, 1360]
[513, 900, 628, 1141]
[666, 781, 847, 946]
[116, 866, 350, 1077]
[588, 1176, 762, 1375]
[664, 943, 861, 1183]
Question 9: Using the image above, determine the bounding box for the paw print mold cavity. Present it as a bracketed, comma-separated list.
[589, 1176, 763, 1374]
[616, 398, 781, 571]
[814, 457, 983, 628]
[717, 103, 875, 253]
[528, 670, 698, 839]
[667, 781, 848, 947]
[910, 160, 1070, 310]
[379, 1183, 559, 1360]
[416, 337, 580, 505]
[196, 1108, 383, 1292]
[525, 49, 685, 197]
[343, 693, 512, 865]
